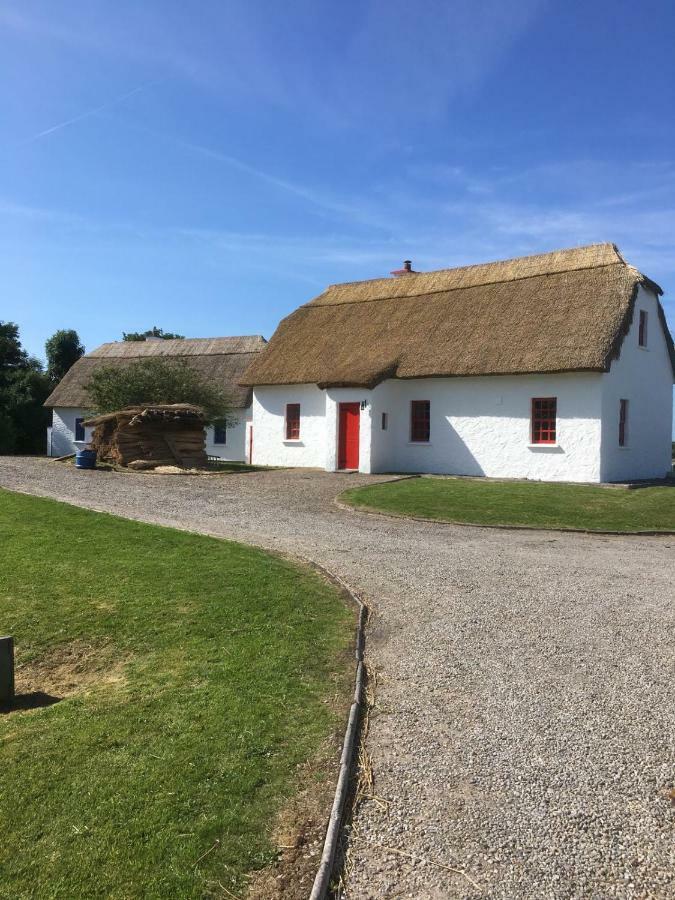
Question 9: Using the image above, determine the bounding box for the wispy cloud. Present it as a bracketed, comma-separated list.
[17, 81, 159, 145]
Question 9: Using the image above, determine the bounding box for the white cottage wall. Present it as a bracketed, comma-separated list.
[368, 374, 604, 481]
[600, 286, 673, 482]
[252, 374, 606, 481]
[252, 385, 327, 467]
[205, 408, 250, 462]
[50, 407, 93, 456]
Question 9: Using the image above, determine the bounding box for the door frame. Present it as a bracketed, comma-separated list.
[337, 402, 361, 470]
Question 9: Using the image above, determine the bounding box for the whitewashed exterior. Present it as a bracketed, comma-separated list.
[251, 286, 673, 482]
[49, 405, 252, 461]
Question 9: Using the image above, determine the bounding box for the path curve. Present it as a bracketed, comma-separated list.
[1, 458, 673, 899]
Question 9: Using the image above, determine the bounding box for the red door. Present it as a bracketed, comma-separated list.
[338, 403, 360, 470]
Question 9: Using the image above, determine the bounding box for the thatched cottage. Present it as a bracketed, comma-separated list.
[45, 336, 266, 460]
[242, 244, 675, 482]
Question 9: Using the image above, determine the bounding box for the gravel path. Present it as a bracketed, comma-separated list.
[1, 457, 674, 899]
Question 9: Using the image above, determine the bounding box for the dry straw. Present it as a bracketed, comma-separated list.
[45, 336, 267, 410]
[242, 243, 674, 389]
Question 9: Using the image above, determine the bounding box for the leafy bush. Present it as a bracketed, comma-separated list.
[85, 358, 232, 424]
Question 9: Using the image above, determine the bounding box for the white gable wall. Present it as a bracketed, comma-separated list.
[50, 408, 94, 456]
[600, 285, 673, 481]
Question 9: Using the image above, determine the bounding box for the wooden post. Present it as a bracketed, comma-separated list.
[0, 636, 15, 705]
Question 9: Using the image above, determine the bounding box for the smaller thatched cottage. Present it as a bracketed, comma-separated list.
[45, 336, 266, 460]
[85, 405, 209, 468]
[241, 243, 675, 482]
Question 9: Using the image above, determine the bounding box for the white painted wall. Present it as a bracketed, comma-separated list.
[204, 408, 250, 462]
[600, 285, 674, 481]
[253, 374, 606, 481]
[49, 408, 94, 456]
[366, 373, 605, 481]
[51, 406, 252, 462]
[252, 385, 328, 467]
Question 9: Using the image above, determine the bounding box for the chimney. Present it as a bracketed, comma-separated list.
[390, 259, 416, 276]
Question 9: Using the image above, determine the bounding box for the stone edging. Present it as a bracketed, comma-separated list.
[307, 566, 366, 900]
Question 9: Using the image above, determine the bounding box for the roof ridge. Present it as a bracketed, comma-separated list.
[304, 260, 631, 311]
[321, 242, 620, 293]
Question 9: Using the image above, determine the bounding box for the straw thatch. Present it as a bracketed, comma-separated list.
[242, 244, 675, 388]
[45, 336, 267, 409]
[84, 404, 208, 468]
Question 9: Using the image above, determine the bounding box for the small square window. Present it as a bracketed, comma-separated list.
[638, 310, 648, 347]
[75, 417, 85, 441]
[531, 398, 557, 444]
[285, 404, 300, 440]
[381, 412, 388, 431]
[410, 401, 430, 442]
[213, 425, 226, 445]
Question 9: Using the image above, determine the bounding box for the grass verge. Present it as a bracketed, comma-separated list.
[341, 476, 675, 533]
[0, 488, 354, 898]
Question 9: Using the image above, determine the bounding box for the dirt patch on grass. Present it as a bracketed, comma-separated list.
[14, 640, 130, 701]
[246, 735, 342, 900]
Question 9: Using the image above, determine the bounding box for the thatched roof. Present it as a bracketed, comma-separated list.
[45, 336, 267, 409]
[242, 244, 675, 388]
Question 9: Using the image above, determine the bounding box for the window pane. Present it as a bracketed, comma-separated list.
[286, 404, 300, 440]
[531, 398, 557, 444]
[75, 418, 85, 441]
[411, 401, 430, 442]
[213, 425, 226, 445]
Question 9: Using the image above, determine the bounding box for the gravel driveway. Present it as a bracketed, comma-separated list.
[1, 457, 673, 898]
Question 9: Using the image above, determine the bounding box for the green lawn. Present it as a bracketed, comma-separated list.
[0, 489, 353, 898]
[341, 476, 675, 533]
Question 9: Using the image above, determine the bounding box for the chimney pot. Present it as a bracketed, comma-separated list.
[390, 259, 416, 277]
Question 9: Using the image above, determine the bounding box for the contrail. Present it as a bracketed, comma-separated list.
[19, 81, 158, 145]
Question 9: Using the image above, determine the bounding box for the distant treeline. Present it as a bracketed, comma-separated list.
[0, 324, 84, 454]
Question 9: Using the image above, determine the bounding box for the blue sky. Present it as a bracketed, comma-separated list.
[1, 0, 675, 387]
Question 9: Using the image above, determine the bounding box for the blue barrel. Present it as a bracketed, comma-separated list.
[75, 448, 97, 470]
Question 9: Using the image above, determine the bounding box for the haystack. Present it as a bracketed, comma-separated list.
[84, 404, 208, 468]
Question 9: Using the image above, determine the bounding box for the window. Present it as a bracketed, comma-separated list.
[638, 310, 648, 347]
[531, 398, 557, 444]
[619, 399, 628, 447]
[213, 424, 226, 445]
[285, 403, 300, 440]
[74, 417, 85, 441]
[410, 401, 430, 442]
[381, 412, 388, 431]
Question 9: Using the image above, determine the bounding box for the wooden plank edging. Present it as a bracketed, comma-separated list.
[308, 569, 367, 900]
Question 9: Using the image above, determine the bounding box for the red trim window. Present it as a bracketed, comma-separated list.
[531, 398, 557, 444]
[410, 400, 430, 442]
[285, 403, 300, 440]
[619, 399, 628, 447]
[638, 310, 648, 347]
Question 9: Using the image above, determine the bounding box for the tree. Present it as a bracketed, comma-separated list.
[45, 329, 85, 383]
[0, 321, 28, 376]
[0, 322, 50, 454]
[85, 358, 231, 424]
[122, 326, 185, 342]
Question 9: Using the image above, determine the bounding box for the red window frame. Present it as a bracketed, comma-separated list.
[531, 397, 557, 444]
[285, 403, 300, 440]
[619, 399, 628, 447]
[638, 310, 648, 347]
[410, 400, 430, 442]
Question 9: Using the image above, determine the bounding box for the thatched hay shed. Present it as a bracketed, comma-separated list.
[85, 404, 208, 468]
